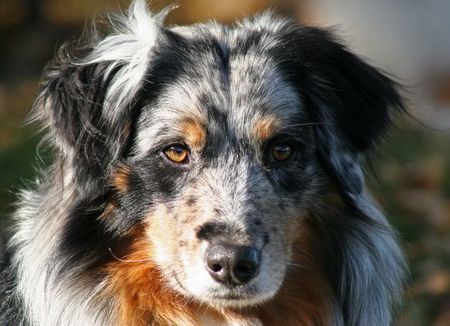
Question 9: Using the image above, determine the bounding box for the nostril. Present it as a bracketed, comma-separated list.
[211, 263, 223, 273]
[231, 247, 261, 284]
[235, 262, 253, 275]
[205, 244, 232, 283]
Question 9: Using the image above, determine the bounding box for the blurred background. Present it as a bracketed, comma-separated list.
[0, 0, 449, 324]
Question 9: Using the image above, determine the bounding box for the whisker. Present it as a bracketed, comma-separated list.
[108, 248, 152, 263]
[286, 262, 303, 268]
[283, 122, 330, 128]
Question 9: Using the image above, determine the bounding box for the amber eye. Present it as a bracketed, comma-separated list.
[271, 144, 293, 162]
[164, 144, 189, 164]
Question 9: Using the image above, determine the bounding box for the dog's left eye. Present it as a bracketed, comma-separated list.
[164, 144, 190, 164]
[271, 144, 293, 162]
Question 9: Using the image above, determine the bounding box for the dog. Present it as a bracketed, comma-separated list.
[0, 1, 406, 325]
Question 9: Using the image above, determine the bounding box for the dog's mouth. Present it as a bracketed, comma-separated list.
[206, 287, 274, 308]
[172, 271, 278, 308]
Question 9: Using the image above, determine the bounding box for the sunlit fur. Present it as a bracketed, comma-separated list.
[0, 1, 406, 325]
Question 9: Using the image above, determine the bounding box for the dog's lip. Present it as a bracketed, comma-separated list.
[210, 292, 255, 301]
[206, 291, 272, 308]
[172, 270, 265, 304]
[170, 268, 272, 307]
[206, 283, 267, 304]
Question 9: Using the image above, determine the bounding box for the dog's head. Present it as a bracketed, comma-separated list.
[35, 0, 404, 313]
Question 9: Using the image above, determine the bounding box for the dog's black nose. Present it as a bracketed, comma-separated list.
[205, 243, 261, 285]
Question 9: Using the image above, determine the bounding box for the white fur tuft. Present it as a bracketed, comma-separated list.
[83, 0, 169, 122]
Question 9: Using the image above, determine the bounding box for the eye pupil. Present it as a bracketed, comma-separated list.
[164, 144, 189, 163]
[272, 144, 292, 161]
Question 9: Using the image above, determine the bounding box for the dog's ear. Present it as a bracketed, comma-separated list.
[33, 1, 166, 196]
[275, 26, 404, 196]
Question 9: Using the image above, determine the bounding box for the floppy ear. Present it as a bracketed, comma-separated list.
[275, 27, 404, 197]
[33, 1, 166, 196]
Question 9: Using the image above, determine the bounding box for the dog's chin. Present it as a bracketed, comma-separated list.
[173, 278, 278, 309]
[204, 291, 276, 309]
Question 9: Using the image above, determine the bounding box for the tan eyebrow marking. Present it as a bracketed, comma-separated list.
[179, 117, 206, 150]
[253, 116, 281, 142]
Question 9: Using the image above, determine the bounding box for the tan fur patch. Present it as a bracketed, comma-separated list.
[104, 225, 195, 326]
[179, 117, 206, 150]
[112, 164, 132, 193]
[99, 202, 117, 220]
[253, 117, 280, 142]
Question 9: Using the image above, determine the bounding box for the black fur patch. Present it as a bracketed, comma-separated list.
[269, 25, 404, 196]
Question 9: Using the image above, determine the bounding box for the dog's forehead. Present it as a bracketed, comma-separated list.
[136, 30, 302, 153]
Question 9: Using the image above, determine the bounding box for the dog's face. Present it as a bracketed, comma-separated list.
[36, 2, 403, 313]
[122, 49, 323, 306]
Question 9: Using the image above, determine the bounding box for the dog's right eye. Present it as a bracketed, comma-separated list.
[271, 144, 293, 162]
[164, 144, 190, 164]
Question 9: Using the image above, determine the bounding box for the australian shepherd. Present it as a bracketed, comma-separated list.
[0, 1, 406, 325]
